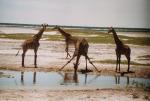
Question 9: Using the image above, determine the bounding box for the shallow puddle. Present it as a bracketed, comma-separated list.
[0, 71, 150, 89]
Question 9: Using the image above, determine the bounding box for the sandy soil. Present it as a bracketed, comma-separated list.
[0, 39, 150, 77]
[0, 88, 149, 101]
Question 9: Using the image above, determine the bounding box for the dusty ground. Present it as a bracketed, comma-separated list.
[0, 88, 150, 101]
[0, 39, 150, 78]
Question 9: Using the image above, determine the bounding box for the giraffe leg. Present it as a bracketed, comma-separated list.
[127, 56, 130, 72]
[125, 53, 130, 72]
[65, 43, 71, 58]
[22, 53, 25, 67]
[59, 55, 76, 71]
[74, 54, 81, 73]
[118, 55, 121, 72]
[116, 55, 119, 72]
[86, 55, 100, 72]
[115, 50, 119, 72]
[85, 56, 88, 71]
[22, 49, 27, 67]
[34, 48, 38, 68]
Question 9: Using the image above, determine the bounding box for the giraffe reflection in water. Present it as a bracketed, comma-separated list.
[19, 71, 143, 88]
[59, 72, 79, 85]
[20, 72, 36, 85]
[115, 75, 129, 85]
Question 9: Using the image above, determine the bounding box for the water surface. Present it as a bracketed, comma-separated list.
[0, 71, 150, 89]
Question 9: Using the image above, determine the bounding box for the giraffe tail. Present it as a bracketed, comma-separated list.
[16, 48, 21, 56]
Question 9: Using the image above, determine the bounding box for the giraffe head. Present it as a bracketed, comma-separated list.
[41, 23, 48, 31]
[108, 27, 114, 34]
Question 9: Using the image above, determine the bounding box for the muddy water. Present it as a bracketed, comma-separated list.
[0, 71, 150, 89]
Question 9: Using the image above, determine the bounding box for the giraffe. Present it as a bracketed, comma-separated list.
[52, 26, 79, 58]
[16, 24, 48, 67]
[108, 27, 131, 72]
[59, 37, 100, 74]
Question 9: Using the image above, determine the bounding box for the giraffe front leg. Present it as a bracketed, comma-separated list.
[74, 54, 81, 74]
[59, 54, 76, 71]
[118, 55, 121, 72]
[22, 53, 25, 67]
[34, 48, 38, 68]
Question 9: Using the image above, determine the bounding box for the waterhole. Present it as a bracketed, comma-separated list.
[0, 71, 150, 89]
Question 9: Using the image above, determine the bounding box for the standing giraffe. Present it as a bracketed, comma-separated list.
[16, 24, 48, 67]
[59, 37, 100, 73]
[52, 26, 79, 58]
[108, 27, 131, 72]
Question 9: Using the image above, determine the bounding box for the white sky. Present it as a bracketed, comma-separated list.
[0, 0, 150, 28]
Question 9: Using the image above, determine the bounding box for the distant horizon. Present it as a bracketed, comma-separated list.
[1, 22, 150, 30]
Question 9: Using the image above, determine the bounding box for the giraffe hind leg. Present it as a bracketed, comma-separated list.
[86, 55, 100, 72]
[85, 56, 88, 71]
[126, 55, 130, 72]
[74, 54, 81, 73]
[116, 56, 119, 72]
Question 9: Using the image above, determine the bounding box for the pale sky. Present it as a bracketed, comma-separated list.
[0, 0, 150, 28]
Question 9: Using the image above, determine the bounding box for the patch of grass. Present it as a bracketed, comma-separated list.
[0, 74, 13, 78]
[137, 55, 150, 61]
[0, 72, 14, 78]
[46, 28, 103, 35]
[86, 34, 114, 44]
[93, 59, 150, 66]
[0, 33, 33, 40]
[43, 35, 63, 41]
[138, 55, 150, 59]
[0, 30, 150, 46]
[124, 37, 150, 46]
[0, 66, 20, 71]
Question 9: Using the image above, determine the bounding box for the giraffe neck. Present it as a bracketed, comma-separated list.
[33, 27, 44, 41]
[112, 30, 123, 46]
[58, 28, 71, 38]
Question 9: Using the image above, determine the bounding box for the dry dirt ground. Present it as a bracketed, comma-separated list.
[0, 88, 150, 101]
[0, 39, 150, 78]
